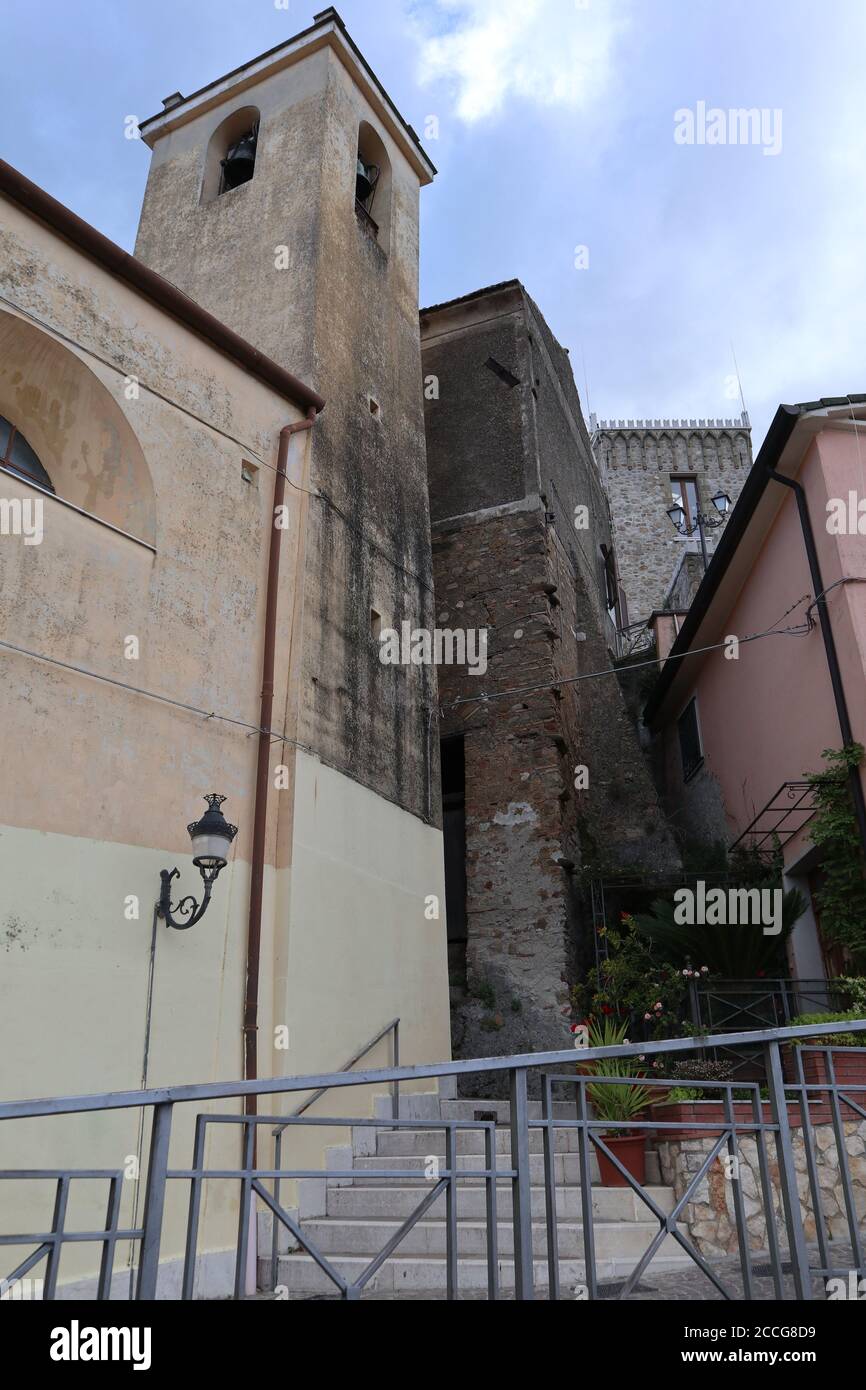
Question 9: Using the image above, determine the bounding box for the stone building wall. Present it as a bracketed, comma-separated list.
[423, 284, 680, 1084]
[666, 552, 707, 613]
[591, 417, 753, 624]
[655, 1117, 866, 1259]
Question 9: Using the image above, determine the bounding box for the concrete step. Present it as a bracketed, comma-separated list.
[298, 1216, 683, 1261]
[349, 1152, 592, 1185]
[275, 1251, 693, 1297]
[358, 1136, 662, 1188]
[374, 1127, 585, 1156]
[439, 1099, 579, 1123]
[325, 1183, 675, 1223]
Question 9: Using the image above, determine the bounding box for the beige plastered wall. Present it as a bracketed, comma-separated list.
[0, 199, 450, 1296]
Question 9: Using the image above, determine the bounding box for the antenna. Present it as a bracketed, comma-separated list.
[581, 345, 592, 418]
[730, 340, 749, 423]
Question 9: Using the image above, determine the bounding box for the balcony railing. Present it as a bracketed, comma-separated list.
[0, 1020, 864, 1301]
[686, 978, 852, 1079]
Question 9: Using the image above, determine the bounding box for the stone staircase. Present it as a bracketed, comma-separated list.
[270, 1093, 693, 1299]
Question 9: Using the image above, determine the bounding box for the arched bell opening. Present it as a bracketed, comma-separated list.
[355, 121, 392, 255]
[201, 106, 261, 205]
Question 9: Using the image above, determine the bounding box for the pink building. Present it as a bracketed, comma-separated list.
[644, 398, 866, 985]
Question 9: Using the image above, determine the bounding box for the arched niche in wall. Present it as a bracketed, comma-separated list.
[0, 310, 156, 545]
[201, 106, 261, 205]
[356, 120, 392, 255]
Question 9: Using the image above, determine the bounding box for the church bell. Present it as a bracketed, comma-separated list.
[356, 157, 380, 208]
[221, 130, 258, 191]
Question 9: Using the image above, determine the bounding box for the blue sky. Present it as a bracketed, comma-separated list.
[2, 0, 865, 446]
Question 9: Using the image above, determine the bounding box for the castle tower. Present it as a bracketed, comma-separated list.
[590, 414, 754, 622]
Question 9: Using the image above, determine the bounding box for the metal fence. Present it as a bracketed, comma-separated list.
[688, 978, 852, 1079]
[1, 1020, 864, 1302]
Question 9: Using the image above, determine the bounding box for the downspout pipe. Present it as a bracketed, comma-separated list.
[244, 407, 319, 1117]
[764, 461, 866, 864]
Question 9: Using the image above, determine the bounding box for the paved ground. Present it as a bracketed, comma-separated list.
[251, 1243, 858, 1301]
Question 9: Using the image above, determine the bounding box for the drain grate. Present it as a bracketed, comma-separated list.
[596, 1280, 656, 1299]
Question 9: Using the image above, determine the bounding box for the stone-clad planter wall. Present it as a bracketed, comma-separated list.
[653, 1108, 866, 1258]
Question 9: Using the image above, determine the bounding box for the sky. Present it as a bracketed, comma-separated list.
[1, 0, 865, 446]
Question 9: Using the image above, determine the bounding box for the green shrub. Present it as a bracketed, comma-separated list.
[663, 1086, 701, 1103]
[789, 1009, 866, 1048]
[669, 1059, 734, 1084]
[806, 747, 866, 968]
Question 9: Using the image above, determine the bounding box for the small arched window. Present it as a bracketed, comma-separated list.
[0, 414, 54, 492]
[355, 122, 392, 254]
[202, 107, 261, 204]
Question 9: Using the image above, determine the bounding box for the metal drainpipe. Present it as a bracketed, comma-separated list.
[244, 408, 319, 1118]
[764, 463, 866, 863]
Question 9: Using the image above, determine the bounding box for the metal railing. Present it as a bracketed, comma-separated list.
[687, 979, 851, 1079]
[614, 619, 655, 660]
[689, 978, 848, 1032]
[269, 1017, 399, 1287]
[1, 1020, 864, 1302]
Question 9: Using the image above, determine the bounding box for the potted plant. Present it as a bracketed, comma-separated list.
[582, 1017, 653, 1186]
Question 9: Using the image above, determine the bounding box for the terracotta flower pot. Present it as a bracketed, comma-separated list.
[595, 1132, 646, 1187]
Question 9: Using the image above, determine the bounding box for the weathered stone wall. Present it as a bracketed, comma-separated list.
[655, 1119, 866, 1258]
[424, 286, 680, 1083]
[666, 552, 707, 612]
[592, 418, 753, 624]
[433, 505, 574, 1077]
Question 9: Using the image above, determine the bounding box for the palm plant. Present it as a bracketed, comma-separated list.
[632, 888, 805, 977]
[583, 1017, 654, 1133]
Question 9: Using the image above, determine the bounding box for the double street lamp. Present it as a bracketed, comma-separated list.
[666, 489, 732, 571]
[157, 794, 238, 931]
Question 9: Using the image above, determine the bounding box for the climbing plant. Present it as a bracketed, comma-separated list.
[806, 745, 866, 969]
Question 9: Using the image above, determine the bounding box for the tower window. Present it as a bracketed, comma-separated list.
[670, 475, 700, 530]
[0, 415, 54, 492]
[600, 543, 619, 625]
[485, 357, 521, 389]
[355, 122, 392, 254]
[677, 697, 704, 782]
[202, 107, 261, 204]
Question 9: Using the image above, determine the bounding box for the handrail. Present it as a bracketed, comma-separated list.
[1, 1018, 864, 1122]
[268, 1016, 398, 1291]
[272, 1017, 400, 1136]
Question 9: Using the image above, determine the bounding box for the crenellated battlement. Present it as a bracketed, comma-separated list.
[590, 413, 750, 432]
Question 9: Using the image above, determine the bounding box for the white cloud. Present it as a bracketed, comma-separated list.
[409, 0, 630, 123]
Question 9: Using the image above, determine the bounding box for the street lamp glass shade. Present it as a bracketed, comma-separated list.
[667, 503, 686, 530]
[711, 491, 732, 516]
[187, 794, 238, 869]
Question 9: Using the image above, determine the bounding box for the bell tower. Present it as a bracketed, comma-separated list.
[134, 6, 439, 823]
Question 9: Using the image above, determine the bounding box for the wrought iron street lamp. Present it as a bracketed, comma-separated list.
[157, 794, 238, 931]
[666, 490, 732, 571]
